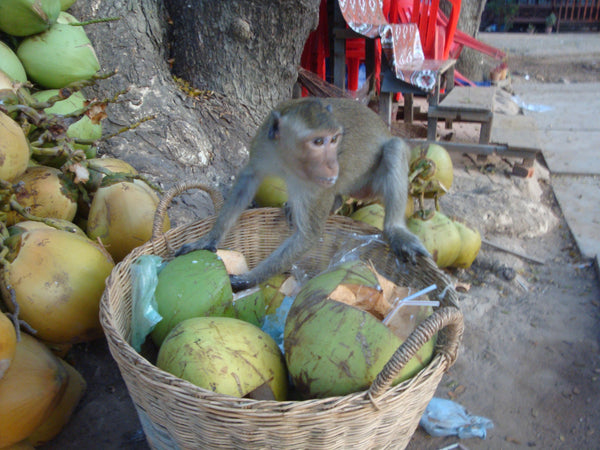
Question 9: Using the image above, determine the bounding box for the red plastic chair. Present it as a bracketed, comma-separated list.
[301, 0, 384, 94]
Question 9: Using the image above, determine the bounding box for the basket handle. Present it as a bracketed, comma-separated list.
[367, 306, 464, 399]
[152, 180, 224, 239]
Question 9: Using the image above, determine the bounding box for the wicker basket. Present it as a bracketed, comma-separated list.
[100, 181, 464, 450]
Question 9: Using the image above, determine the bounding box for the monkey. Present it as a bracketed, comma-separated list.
[176, 97, 429, 291]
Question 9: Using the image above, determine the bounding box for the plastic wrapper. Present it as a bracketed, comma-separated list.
[130, 255, 164, 351]
[261, 296, 294, 353]
[419, 397, 494, 439]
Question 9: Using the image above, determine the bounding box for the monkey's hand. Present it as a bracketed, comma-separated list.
[229, 274, 255, 292]
[386, 227, 430, 264]
[175, 237, 217, 257]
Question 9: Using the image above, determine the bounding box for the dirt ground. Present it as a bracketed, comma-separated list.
[42, 34, 600, 450]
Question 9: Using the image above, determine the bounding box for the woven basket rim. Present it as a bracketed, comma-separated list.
[101, 208, 463, 407]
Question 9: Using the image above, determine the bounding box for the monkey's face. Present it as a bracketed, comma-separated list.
[296, 131, 342, 187]
[268, 98, 343, 188]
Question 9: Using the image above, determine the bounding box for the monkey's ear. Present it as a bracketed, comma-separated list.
[268, 111, 281, 140]
[325, 104, 333, 113]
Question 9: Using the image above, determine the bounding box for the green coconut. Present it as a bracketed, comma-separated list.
[260, 273, 289, 315]
[150, 250, 234, 346]
[407, 210, 461, 268]
[17, 12, 100, 88]
[254, 176, 288, 207]
[451, 219, 481, 269]
[232, 289, 267, 327]
[0, 111, 30, 182]
[32, 89, 103, 149]
[59, 0, 77, 10]
[0, 42, 27, 83]
[157, 316, 288, 400]
[0, 0, 61, 36]
[284, 260, 435, 399]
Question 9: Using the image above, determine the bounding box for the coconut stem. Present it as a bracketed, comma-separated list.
[68, 17, 122, 27]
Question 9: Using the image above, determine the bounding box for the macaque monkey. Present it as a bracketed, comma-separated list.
[177, 97, 428, 290]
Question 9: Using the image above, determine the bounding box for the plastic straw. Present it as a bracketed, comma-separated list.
[382, 284, 438, 325]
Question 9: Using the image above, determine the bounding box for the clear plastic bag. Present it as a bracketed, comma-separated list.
[130, 255, 164, 351]
[419, 397, 494, 439]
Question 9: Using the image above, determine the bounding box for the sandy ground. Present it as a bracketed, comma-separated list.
[41, 33, 600, 450]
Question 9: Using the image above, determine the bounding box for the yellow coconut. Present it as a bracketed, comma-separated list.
[0, 333, 68, 448]
[0, 313, 17, 380]
[254, 175, 288, 207]
[157, 316, 288, 400]
[0, 111, 30, 182]
[350, 203, 385, 230]
[451, 219, 482, 269]
[7, 165, 78, 226]
[86, 179, 170, 262]
[27, 358, 87, 446]
[85, 157, 138, 192]
[10, 219, 87, 237]
[1, 227, 115, 343]
[407, 210, 461, 268]
[409, 143, 454, 199]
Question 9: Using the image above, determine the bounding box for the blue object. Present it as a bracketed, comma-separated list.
[261, 296, 295, 353]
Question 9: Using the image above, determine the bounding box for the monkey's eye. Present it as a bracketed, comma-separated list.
[312, 137, 325, 146]
[331, 134, 340, 144]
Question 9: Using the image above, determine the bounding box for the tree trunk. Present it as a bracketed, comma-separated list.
[68, 0, 319, 223]
[445, 0, 490, 81]
[166, 0, 320, 117]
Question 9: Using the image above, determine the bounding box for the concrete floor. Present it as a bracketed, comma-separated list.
[481, 33, 600, 265]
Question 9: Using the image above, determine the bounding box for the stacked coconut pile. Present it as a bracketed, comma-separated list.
[0, 1, 170, 447]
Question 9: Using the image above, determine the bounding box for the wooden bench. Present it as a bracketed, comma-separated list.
[427, 86, 496, 144]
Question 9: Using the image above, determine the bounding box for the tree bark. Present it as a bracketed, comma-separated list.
[166, 0, 320, 117]
[68, 0, 319, 223]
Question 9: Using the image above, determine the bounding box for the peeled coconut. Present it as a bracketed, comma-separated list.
[157, 316, 288, 400]
[0, 0, 61, 37]
[6, 165, 78, 226]
[86, 179, 170, 262]
[32, 89, 103, 150]
[150, 250, 234, 346]
[409, 143, 453, 199]
[0, 333, 68, 448]
[407, 210, 461, 268]
[0, 42, 27, 82]
[284, 260, 435, 399]
[0, 111, 30, 182]
[451, 219, 481, 269]
[0, 313, 17, 379]
[17, 12, 100, 88]
[1, 227, 115, 343]
[254, 175, 288, 207]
